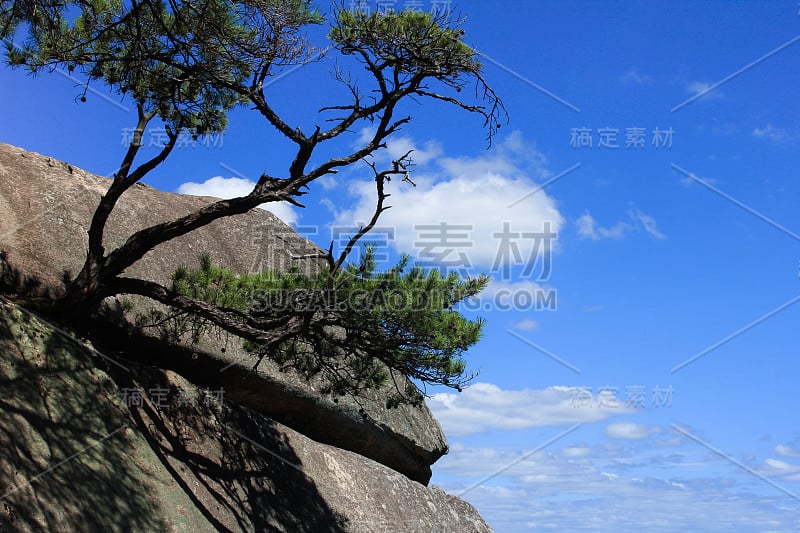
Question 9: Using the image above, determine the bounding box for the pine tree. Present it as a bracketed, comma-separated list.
[2, 1, 505, 397]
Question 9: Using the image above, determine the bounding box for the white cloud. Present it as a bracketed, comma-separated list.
[437, 130, 548, 180]
[776, 444, 800, 458]
[576, 208, 665, 241]
[177, 176, 298, 225]
[686, 80, 723, 101]
[654, 437, 683, 447]
[457, 478, 797, 531]
[510, 319, 539, 331]
[753, 124, 794, 144]
[687, 80, 711, 93]
[680, 174, 718, 188]
[620, 67, 653, 86]
[433, 440, 799, 531]
[427, 383, 634, 437]
[354, 126, 374, 146]
[760, 457, 800, 482]
[561, 446, 591, 458]
[576, 212, 631, 240]
[605, 422, 654, 440]
[316, 174, 339, 191]
[177, 175, 253, 197]
[465, 279, 554, 313]
[760, 449, 800, 481]
[432, 418, 798, 531]
[335, 132, 564, 268]
[762, 458, 799, 474]
[353, 129, 444, 166]
[628, 207, 666, 240]
[386, 136, 443, 165]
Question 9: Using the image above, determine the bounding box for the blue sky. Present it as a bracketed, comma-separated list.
[3, 1, 800, 531]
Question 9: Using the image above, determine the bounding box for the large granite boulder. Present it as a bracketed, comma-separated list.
[0, 298, 492, 532]
[0, 142, 448, 484]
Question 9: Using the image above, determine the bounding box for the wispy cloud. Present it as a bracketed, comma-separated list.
[760, 458, 800, 481]
[679, 174, 718, 188]
[576, 207, 665, 241]
[605, 421, 657, 440]
[434, 435, 800, 531]
[355, 127, 445, 165]
[620, 67, 653, 86]
[510, 319, 539, 331]
[685, 80, 724, 101]
[776, 444, 800, 458]
[427, 383, 634, 437]
[753, 124, 794, 144]
[576, 212, 631, 240]
[628, 207, 666, 240]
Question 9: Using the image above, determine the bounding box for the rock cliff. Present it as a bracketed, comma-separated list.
[0, 142, 447, 485]
[0, 298, 492, 532]
[0, 142, 494, 531]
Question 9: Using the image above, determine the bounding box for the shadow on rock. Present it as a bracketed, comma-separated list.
[0, 250, 61, 303]
[0, 297, 348, 532]
[0, 301, 166, 532]
[107, 364, 349, 532]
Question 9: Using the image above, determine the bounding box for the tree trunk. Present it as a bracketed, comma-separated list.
[53, 255, 109, 319]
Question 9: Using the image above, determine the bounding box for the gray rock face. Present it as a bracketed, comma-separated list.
[0, 299, 494, 532]
[0, 142, 448, 484]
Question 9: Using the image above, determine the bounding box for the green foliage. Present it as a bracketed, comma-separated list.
[141, 248, 488, 405]
[330, 7, 479, 83]
[3, 0, 502, 404]
[2, 0, 322, 133]
[3, 0, 503, 141]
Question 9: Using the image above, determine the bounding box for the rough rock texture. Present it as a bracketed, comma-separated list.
[0, 142, 448, 484]
[0, 299, 493, 532]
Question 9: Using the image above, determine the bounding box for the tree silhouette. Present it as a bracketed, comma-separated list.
[1, 1, 505, 399]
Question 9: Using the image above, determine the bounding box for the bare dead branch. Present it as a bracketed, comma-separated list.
[332, 151, 413, 273]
